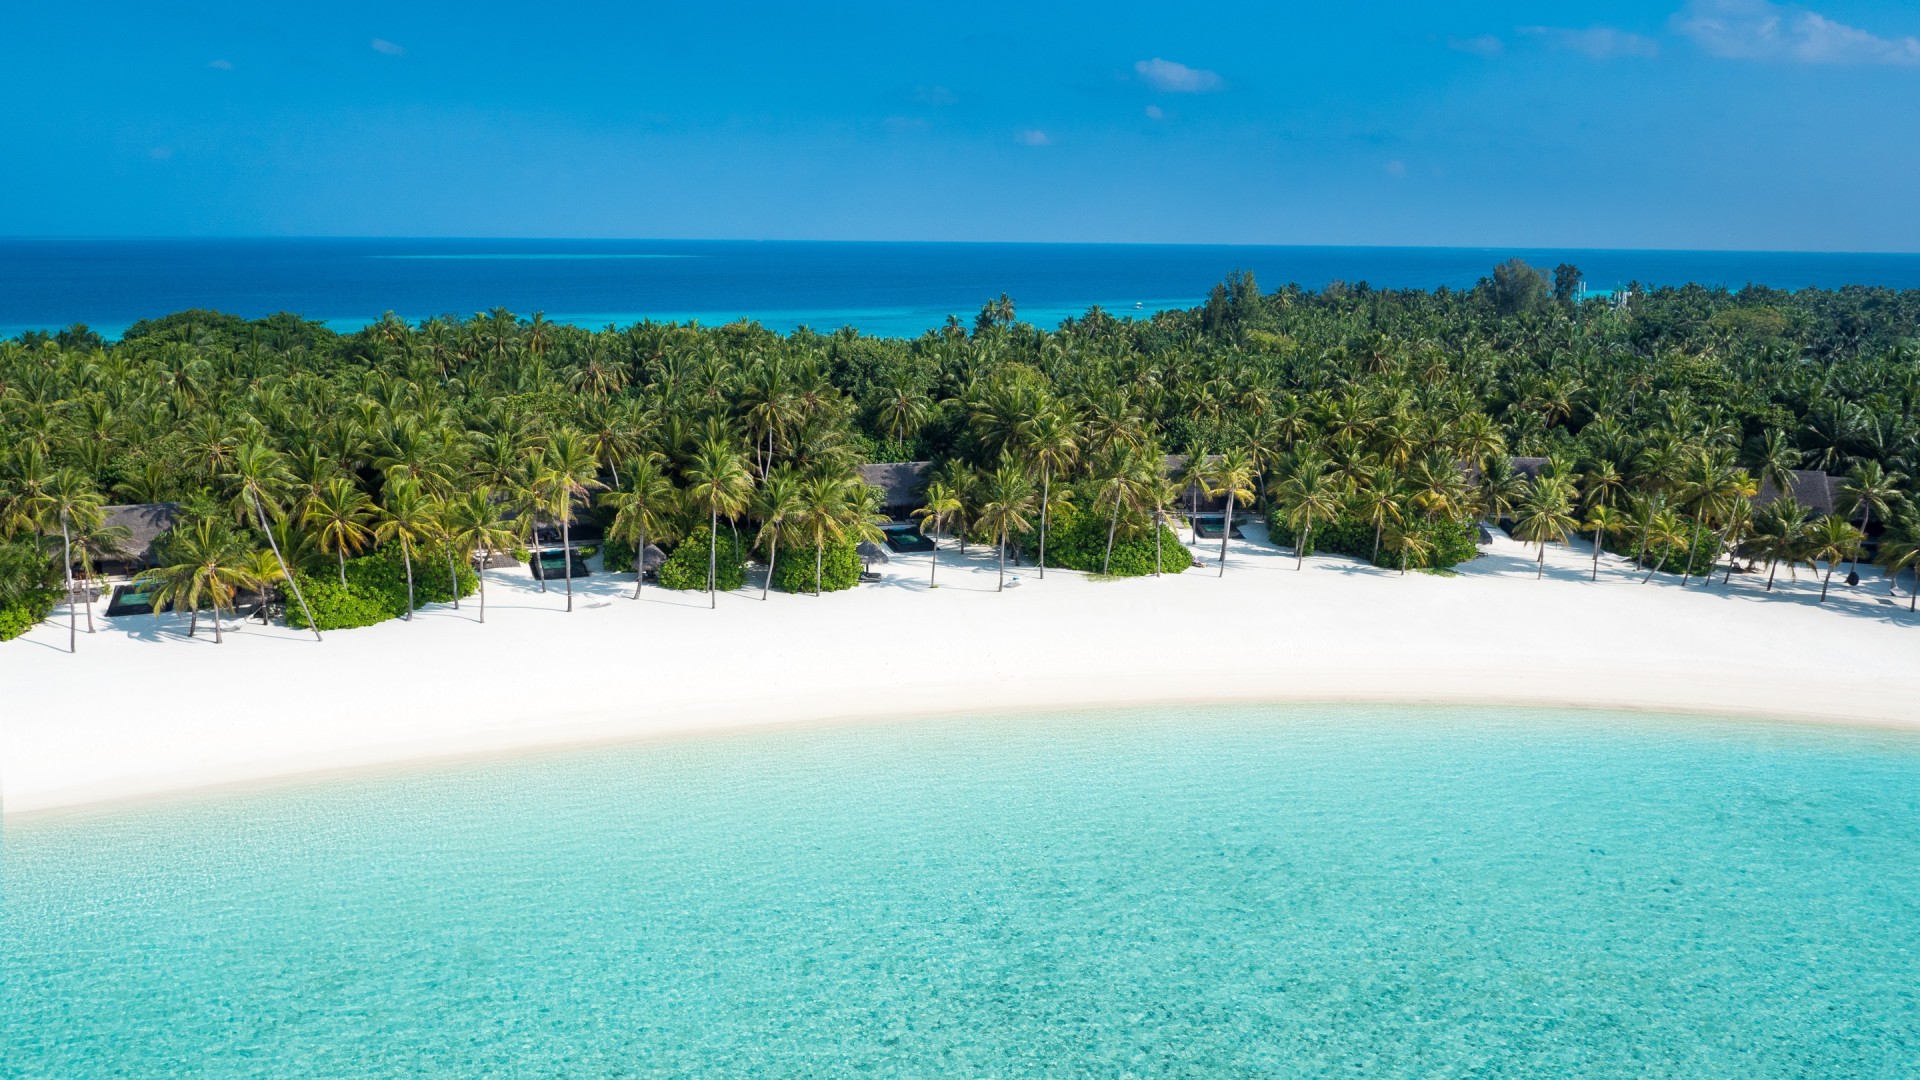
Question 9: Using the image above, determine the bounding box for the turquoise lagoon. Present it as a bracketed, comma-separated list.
[4, 705, 1919, 1076]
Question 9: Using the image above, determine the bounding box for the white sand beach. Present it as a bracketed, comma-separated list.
[4, 528, 1917, 815]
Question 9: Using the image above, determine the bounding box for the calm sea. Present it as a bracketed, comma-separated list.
[5, 238, 1920, 341]
[5, 705, 1919, 1075]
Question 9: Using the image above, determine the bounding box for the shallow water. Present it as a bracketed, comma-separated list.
[5, 705, 1919, 1076]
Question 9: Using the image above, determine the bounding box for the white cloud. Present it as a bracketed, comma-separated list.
[1519, 25, 1660, 59]
[1144, 104, 1164, 120]
[1384, 160, 1407, 177]
[371, 38, 406, 57]
[1133, 57, 1223, 93]
[208, 58, 234, 71]
[1448, 35, 1504, 58]
[1674, 0, 1920, 65]
[1016, 129, 1051, 147]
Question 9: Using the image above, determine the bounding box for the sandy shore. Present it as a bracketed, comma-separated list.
[4, 527, 1917, 815]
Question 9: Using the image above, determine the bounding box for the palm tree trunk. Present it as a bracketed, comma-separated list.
[1217, 495, 1235, 577]
[1633, 527, 1648, 570]
[997, 526, 1008, 592]
[562, 516, 573, 613]
[1766, 557, 1779, 591]
[1537, 543, 1546, 579]
[403, 540, 415, 619]
[338, 548, 348, 587]
[708, 507, 719, 609]
[814, 539, 824, 596]
[929, 514, 940, 587]
[61, 513, 75, 654]
[1820, 563, 1836, 602]
[763, 534, 779, 600]
[253, 493, 321, 640]
[1682, 520, 1706, 586]
[1297, 523, 1310, 572]
[478, 548, 489, 623]
[188, 606, 198, 638]
[535, 516, 547, 593]
[1038, 469, 1050, 578]
[445, 550, 460, 610]
[212, 598, 224, 644]
[1154, 511, 1163, 576]
[1372, 520, 1384, 567]
[1103, 490, 1122, 575]
[1590, 527, 1602, 581]
[1643, 548, 1669, 584]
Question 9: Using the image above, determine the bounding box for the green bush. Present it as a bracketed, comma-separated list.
[0, 540, 57, 642]
[657, 526, 746, 592]
[0, 596, 54, 641]
[603, 536, 638, 575]
[286, 543, 477, 630]
[1035, 509, 1187, 577]
[773, 540, 862, 593]
[1267, 510, 1479, 570]
[1603, 526, 1717, 578]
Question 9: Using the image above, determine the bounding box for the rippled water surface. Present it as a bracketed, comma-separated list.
[5, 706, 1919, 1076]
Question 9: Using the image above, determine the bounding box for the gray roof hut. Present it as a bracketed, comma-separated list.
[98, 503, 179, 574]
[859, 462, 932, 519]
[1754, 470, 1843, 517]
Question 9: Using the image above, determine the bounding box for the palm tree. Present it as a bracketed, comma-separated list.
[685, 437, 753, 608]
[1350, 474, 1403, 566]
[1178, 451, 1211, 543]
[1383, 521, 1432, 575]
[912, 480, 962, 588]
[600, 455, 678, 600]
[1511, 476, 1579, 579]
[40, 469, 105, 653]
[1874, 516, 1920, 612]
[530, 431, 605, 613]
[1093, 448, 1154, 576]
[1276, 463, 1343, 572]
[752, 467, 803, 600]
[1639, 508, 1690, 584]
[976, 458, 1037, 592]
[441, 489, 516, 623]
[135, 519, 259, 643]
[372, 478, 436, 620]
[1203, 447, 1257, 578]
[303, 477, 374, 586]
[1749, 496, 1811, 592]
[1581, 504, 1627, 582]
[1807, 514, 1865, 603]
[222, 440, 322, 640]
[1840, 461, 1903, 578]
[1024, 408, 1079, 578]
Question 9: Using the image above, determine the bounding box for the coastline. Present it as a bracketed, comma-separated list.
[5, 527, 1918, 817]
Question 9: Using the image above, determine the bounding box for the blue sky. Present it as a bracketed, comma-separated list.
[4, 1, 1918, 250]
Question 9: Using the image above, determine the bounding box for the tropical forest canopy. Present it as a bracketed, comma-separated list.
[3, 258, 1919, 636]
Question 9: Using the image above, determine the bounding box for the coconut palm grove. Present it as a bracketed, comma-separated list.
[3, 260, 1918, 644]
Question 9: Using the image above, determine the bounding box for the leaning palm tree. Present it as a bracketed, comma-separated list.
[1806, 514, 1865, 603]
[1382, 521, 1433, 575]
[1202, 447, 1257, 578]
[1640, 508, 1690, 584]
[684, 437, 754, 608]
[1349, 474, 1403, 567]
[302, 477, 375, 587]
[1581, 504, 1628, 582]
[1276, 463, 1343, 572]
[222, 440, 321, 640]
[1511, 476, 1580, 580]
[1748, 496, 1812, 591]
[371, 477, 436, 620]
[599, 455, 679, 600]
[976, 458, 1037, 592]
[134, 518, 259, 644]
[1093, 447, 1154, 576]
[1840, 461, 1904, 578]
[912, 480, 962, 588]
[752, 467, 803, 600]
[529, 430, 605, 613]
[1873, 516, 1920, 612]
[441, 488, 517, 623]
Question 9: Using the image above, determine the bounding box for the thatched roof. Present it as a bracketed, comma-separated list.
[856, 540, 890, 564]
[1755, 470, 1841, 516]
[641, 544, 667, 572]
[1509, 457, 1551, 481]
[100, 503, 178, 566]
[859, 461, 931, 510]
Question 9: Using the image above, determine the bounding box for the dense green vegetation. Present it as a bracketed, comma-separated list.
[286, 544, 478, 630]
[772, 540, 862, 594]
[3, 260, 1919, 644]
[656, 526, 745, 593]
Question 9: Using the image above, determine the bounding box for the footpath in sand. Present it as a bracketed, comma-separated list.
[4, 526, 1918, 814]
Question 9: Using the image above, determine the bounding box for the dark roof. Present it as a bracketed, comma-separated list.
[1755, 470, 1841, 516]
[859, 461, 931, 508]
[1509, 457, 1551, 480]
[1162, 453, 1223, 479]
[100, 503, 178, 565]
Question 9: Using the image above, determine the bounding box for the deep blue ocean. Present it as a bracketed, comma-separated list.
[5, 238, 1920, 341]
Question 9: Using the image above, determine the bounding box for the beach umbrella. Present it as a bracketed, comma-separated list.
[857, 541, 889, 569]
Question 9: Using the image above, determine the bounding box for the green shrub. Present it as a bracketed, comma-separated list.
[1603, 526, 1717, 578]
[286, 543, 477, 630]
[603, 536, 638, 574]
[773, 540, 862, 593]
[1267, 510, 1478, 570]
[1035, 509, 1187, 577]
[0, 595, 54, 641]
[657, 526, 746, 592]
[285, 574, 392, 630]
